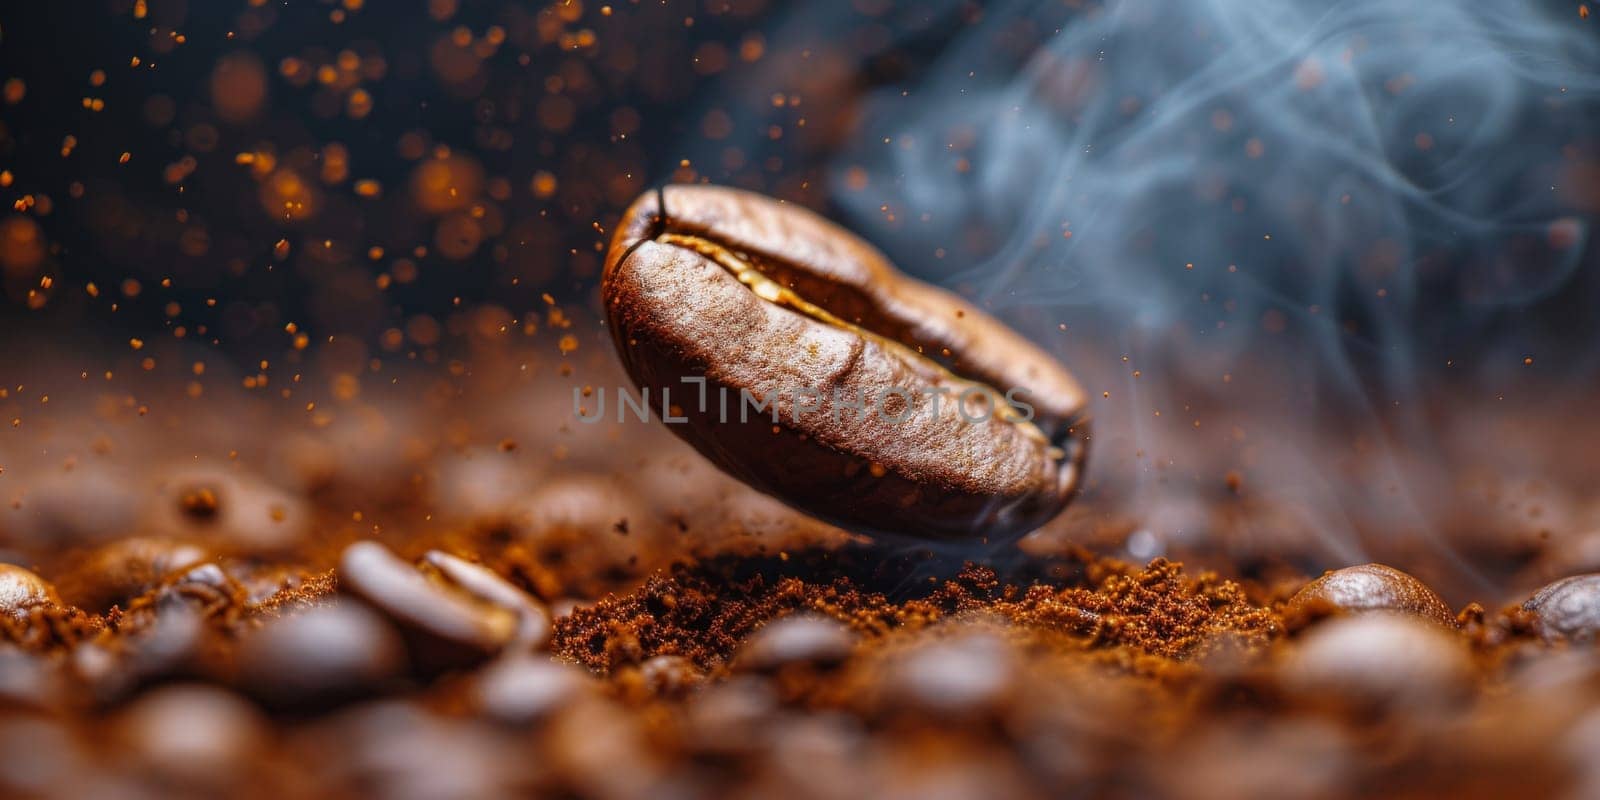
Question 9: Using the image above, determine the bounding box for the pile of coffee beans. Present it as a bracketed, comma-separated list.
[6, 510, 1600, 799]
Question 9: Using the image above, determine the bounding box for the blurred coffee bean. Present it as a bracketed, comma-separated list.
[1285, 563, 1454, 626]
[420, 550, 551, 650]
[506, 476, 660, 598]
[1154, 718, 1351, 800]
[543, 692, 664, 799]
[279, 402, 422, 502]
[54, 537, 209, 613]
[1523, 574, 1600, 641]
[339, 542, 520, 672]
[236, 601, 406, 708]
[75, 604, 212, 705]
[1277, 614, 1473, 709]
[682, 675, 781, 758]
[748, 713, 870, 800]
[638, 654, 704, 698]
[734, 613, 856, 673]
[10, 466, 140, 547]
[630, 450, 730, 517]
[473, 655, 593, 726]
[0, 717, 89, 795]
[879, 629, 1018, 718]
[512, 474, 651, 558]
[298, 700, 533, 800]
[152, 562, 245, 614]
[0, 645, 62, 711]
[150, 468, 311, 552]
[113, 685, 270, 789]
[0, 563, 60, 618]
[430, 447, 537, 526]
[874, 741, 1035, 800]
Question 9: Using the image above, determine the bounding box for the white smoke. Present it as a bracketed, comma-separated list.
[685, 0, 1600, 581]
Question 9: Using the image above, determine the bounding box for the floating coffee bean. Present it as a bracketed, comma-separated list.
[1285, 563, 1454, 627]
[339, 542, 519, 671]
[0, 564, 60, 618]
[236, 602, 406, 708]
[603, 185, 1088, 541]
[420, 550, 552, 650]
[1523, 574, 1600, 641]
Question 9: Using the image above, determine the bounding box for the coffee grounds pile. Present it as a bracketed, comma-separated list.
[553, 549, 1280, 673]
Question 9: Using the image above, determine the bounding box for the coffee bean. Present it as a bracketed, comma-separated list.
[54, 537, 210, 613]
[543, 692, 663, 798]
[1155, 718, 1351, 800]
[236, 602, 406, 707]
[339, 541, 519, 671]
[473, 655, 593, 726]
[1285, 563, 1454, 626]
[298, 700, 532, 798]
[420, 550, 551, 650]
[0, 564, 60, 618]
[113, 685, 269, 786]
[81, 604, 210, 702]
[12, 467, 139, 547]
[1523, 574, 1600, 640]
[1277, 614, 1473, 709]
[682, 675, 781, 758]
[0, 717, 87, 795]
[152, 469, 310, 552]
[514, 474, 648, 545]
[878, 629, 1018, 718]
[153, 562, 245, 613]
[637, 654, 704, 698]
[733, 613, 856, 673]
[431, 448, 536, 526]
[603, 185, 1088, 541]
[0, 645, 62, 711]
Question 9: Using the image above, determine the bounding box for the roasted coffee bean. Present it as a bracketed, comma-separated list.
[603, 184, 1088, 541]
[153, 469, 311, 552]
[0, 645, 62, 711]
[298, 700, 532, 799]
[1523, 574, 1600, 641]
[1285, 563, 1454, 626]
[54, 537, 210, 613]
[420, 550, 552, 649]
[637, 654, 704, 698]
[733, 614, 856, 673]
[877, 629, 1018, 718]
[339, 542, 519, 671]
[473, 655, 593, 726]
[78, 604, 211, 703]
[1277, 614, 1472, 709]
[0, 564, 60, 618]
[682, 675, 782, 758]
[113, 685, 270, 787]
[236, 602, 406, 707]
